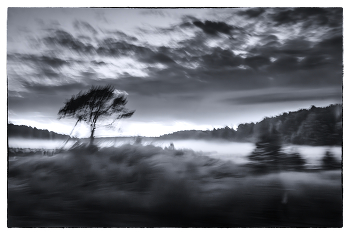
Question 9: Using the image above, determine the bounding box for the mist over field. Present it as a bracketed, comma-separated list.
[8, 137, 341, 166]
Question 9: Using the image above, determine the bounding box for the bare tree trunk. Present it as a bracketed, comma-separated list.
[90, 125, 95, 146]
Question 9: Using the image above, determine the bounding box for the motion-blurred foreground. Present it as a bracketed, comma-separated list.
[8, 140, 342, 227]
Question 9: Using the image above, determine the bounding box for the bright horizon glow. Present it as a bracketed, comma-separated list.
[8, 102, 341, 138]
[8, 118, 224, 138]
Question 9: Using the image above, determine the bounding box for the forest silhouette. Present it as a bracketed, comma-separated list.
[160, 104, 342, 146]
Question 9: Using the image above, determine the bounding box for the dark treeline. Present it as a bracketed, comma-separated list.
[8, 123, 69, 140]
[160, 104, 342, 146]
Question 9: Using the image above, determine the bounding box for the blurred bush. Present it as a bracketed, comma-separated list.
[248, 128, 306, 173]
[322, 150, 341, 170]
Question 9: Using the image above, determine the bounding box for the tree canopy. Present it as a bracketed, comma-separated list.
[58, 85, 135, 145]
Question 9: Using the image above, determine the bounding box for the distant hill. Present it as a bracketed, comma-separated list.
[8, 123, 70, 140]
[159, 104, 342, 146]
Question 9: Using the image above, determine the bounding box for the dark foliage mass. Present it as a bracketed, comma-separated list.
[160, 104, 342, 146]
[248, 128, 309, 174]
[8, 123, 68, 139]
[322, 150, 342, 170]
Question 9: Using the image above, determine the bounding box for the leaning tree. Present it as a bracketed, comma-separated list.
[58, 85, 135, 146]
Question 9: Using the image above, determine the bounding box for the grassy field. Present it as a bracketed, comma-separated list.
[8, 144, 342, 227]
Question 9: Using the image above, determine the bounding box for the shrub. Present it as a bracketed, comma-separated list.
[322, 150, 341, 170]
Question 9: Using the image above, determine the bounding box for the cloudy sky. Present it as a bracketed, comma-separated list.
[7, 8, 343, 137]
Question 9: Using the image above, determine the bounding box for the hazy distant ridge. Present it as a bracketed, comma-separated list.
[8, 124, 69, 140]
[160, 104, 342, 146]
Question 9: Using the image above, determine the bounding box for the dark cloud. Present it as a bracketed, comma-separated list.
[153, 65, 269, 94]
[302, 35, 343, 71]
[192, 20, 234, 36]
[91, 60, 107, 66]
[262, 40, 281, 48]
[42, 30, 157, 64]
[180, 15, 200, 23]
[197, 47, 244, 68]
[249, 38, 313, 59]
[259, 34, 279, 45]
[139, 52, 176, 64]
[37, 67, 61, 78]
[258, 35, 342, 74]
[43, 30, 95, 54]
[316, 35, 342, 54]
[77, 35, 92, 41]
[278, 39, 313, 56]
[245, 56, 271, 70]
[238, 8, 265, 18]
[73, 63, 268, 100]
[32, 28, 185, 70]
[267, 56, 300, 73]
[271, 8, 342, 29]
[176, 34, 210, 56]
[103, 30, 138, 42]
[271, 9, 300, 26]
[7, 53, 71, 80]
[96, 38, 153, 58]
[21, 80, 90, 96]
[96, 38, 179, 66]
[246, 32, 342, 79]
[73, 20, 98, 34]
[8, 53, 68, 68]
[299, 54, 331, 70]
[137, 18, 195, 36]
[222, 89, 342, 105]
